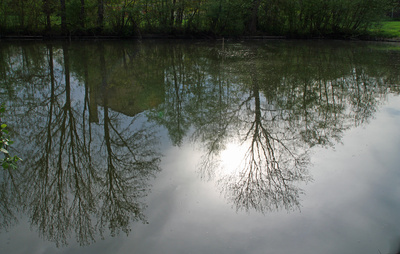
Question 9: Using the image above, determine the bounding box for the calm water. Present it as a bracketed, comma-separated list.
[0, 40, 400, 254]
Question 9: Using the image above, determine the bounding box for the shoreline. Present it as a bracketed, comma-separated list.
[0, 34, 399, 42]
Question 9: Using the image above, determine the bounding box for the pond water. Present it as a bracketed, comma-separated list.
[0, 40, 400, 254]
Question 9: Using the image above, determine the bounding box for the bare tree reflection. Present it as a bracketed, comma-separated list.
[221, 80, 311, 213]
[0, 41, 399, 245]
[0, 168, 21, 231]
[148, 46, 191, 146]
[8, 43, 162, 246]
[21, 43, 97, 246]
[194, 44, 389, 213]
[97, 45, 161, 237]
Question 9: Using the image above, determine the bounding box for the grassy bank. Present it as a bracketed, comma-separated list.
[369, 21, 400, 38]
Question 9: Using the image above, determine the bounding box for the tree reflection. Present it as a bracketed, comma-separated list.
[97, 44, 161, 237]
[19, 43, 98, 246]
[148, 45, 193, 146]
[221, 80, 310, 213]
[194, 42, 400, 213]
[0, 42, 162, 246]
[0, 167, 21, 231]
[0, 41, 399, 245]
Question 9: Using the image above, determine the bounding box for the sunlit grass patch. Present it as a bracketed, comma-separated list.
[369, 21, 400, 38]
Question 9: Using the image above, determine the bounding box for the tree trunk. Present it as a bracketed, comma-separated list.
[18, 0, 25, 30]
[97, 0, 104, 32]
[249, 0, 261, 34]
[43, 0, 52, 32]
[60, 0, 67, 34]
[170, 0, 176, 29]
[80, 0, 85, 29]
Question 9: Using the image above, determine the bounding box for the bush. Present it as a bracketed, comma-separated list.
[0, 104, 21, 170]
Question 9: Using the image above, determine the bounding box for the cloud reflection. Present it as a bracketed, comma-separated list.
[0, 40, 399, 248]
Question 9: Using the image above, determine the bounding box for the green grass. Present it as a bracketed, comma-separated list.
[369, 21, 400, 38]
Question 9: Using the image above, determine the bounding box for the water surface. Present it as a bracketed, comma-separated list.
[0, 40, 400, 254]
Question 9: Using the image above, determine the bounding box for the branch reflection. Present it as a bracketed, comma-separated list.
[195, 42, 400, 213]
[221, 82, 311, 213]
[1, 42, 162, 246]
[0, 41, 399, 246]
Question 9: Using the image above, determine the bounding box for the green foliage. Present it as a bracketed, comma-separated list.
[256, 0, 394, 36]
[66, 0, 85, 30]
[0, 0, 396, 36]
[204, 0, 248, 34]
[0, 104, 21, 170]
[0, 0, 43, 33]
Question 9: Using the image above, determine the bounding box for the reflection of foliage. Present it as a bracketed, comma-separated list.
[225, 84, 310, 213]
[198, 73, 313, 213]
[20, 44, 97, 246]
[0, 43, 162, 246]
[0, 40, 399, 244]
[97, 48, 161, 237]
[0, 105, 22, 231]
[192, 42, 400, 213]
[0, 166, 21, 231]
[147, 46, 196, 146]
[97, 115, 160, 237]
[222, 109, 311, 212]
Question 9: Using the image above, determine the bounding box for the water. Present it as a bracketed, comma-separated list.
[0, 40, 400, 254]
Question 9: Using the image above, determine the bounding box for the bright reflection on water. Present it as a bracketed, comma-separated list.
[219, 141, 248, 175]
[0, 40, 400, 254]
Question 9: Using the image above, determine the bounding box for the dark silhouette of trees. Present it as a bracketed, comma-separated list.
[0, 0, 394, 36]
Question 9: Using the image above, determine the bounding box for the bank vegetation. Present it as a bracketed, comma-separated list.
[0, 0, 399, 38]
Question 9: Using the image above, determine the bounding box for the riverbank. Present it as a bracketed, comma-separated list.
[1, 21, 400, 42]
[0, 34, 287, 41]
[1, 34, 399, 42]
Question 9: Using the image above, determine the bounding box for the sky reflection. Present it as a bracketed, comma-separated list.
[0, 40, 400, 254]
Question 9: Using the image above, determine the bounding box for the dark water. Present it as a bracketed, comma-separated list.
[0, 40, 400, 254]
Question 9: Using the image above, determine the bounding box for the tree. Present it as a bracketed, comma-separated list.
[97, 0, 104, 32]
[248, 0, 261, 33]
[60, 0, 67, 33]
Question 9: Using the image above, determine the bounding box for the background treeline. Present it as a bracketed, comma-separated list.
[0, 0, 399, 37]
